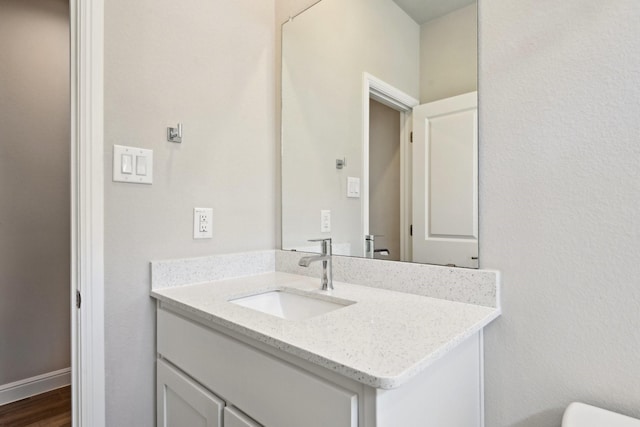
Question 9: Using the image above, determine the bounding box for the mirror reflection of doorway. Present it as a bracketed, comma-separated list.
[367, 90, 478, 267]
[368, 99, 402, 261]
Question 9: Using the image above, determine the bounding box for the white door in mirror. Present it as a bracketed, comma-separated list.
[412, 92, 478, 267]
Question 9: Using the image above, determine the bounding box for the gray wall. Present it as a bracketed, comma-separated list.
[0, 0, 70, 386]
[103, 0, 276, 424]
[420, 3, 477, 103]
[481, 0, 640, 425]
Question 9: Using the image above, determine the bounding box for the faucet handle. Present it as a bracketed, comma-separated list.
[307, 238, 332, 255]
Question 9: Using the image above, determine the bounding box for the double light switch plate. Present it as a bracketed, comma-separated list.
[113, 145, 153, 184]
[347, 177, 360, 198]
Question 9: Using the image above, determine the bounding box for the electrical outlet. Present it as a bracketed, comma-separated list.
[193, 208, 213, 239]
[320, 210, 331, 233]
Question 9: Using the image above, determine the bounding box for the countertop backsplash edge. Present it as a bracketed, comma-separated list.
[276, 250, 499, 307]
[151, 249, 498, 307]
[151, 250, 277, 290]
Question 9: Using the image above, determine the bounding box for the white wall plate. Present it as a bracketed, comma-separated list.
[113, 145, 153, 184]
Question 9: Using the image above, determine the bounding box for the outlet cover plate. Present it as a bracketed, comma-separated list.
[320, 210, 331, 233]
[193, 208, 213, 239]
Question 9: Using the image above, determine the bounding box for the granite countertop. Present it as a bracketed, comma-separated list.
[151, 271, 500, 389]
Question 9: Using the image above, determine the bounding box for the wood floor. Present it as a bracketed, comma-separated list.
[0, 386, 71, 427]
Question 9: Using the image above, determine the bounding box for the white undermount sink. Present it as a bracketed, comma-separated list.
[229, 289, 355, 320]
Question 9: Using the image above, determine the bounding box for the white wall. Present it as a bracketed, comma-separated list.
[0, 0, 70, 387]
[103, 0, 276, 424]
[280, 0, 419, 256]
[420, 2, 477, 103]
[481, 0, 640, 425]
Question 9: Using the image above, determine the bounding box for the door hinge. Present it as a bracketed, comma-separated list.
[410, 224, 413, 236]
[410, 132, 413, 143]
[76, 290, 81, 309]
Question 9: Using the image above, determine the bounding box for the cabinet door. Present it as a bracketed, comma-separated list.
[224, 407, 262, 427]
[157, 359, 224, 427]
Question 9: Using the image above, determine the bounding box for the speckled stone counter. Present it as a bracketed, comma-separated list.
[151, 268, 500, 389]
[152, 249, 500, 307]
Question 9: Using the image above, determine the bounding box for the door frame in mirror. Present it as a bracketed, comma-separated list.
[362, 73, 418, 260]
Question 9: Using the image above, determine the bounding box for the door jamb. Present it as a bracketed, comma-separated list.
[362, 73, 418, 260]
[70, 0, 105, 425]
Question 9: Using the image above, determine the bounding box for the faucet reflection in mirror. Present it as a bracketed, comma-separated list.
[281, 0, 478, 268]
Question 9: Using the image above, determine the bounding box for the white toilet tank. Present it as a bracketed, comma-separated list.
[563, 402, 640, 427]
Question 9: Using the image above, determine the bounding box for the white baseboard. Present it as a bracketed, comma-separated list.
[0, 368, 71, 406]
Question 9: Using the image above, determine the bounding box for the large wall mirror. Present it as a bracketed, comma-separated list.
[281, 0, 478, 268]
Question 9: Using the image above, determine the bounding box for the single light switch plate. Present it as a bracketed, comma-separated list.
[320, 210, 331, 233]
[113, 145, 153, 184]
[347, 176, 360, 198]
[193, 208, 213, 239]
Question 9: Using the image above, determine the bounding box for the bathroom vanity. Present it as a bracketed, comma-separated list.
[151, 252, 500, 427]
[151, 0, 490, 422]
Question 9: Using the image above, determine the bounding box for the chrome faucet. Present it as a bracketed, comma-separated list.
[298, 238, 333, 290]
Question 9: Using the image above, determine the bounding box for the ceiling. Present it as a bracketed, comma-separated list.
[392, 0, 476, 24]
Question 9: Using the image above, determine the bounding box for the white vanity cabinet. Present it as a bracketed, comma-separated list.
[157, 307, 357, 427]
[156, 305, 485, 427]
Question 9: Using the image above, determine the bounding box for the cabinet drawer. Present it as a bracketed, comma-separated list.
[157, 359, 224, 427]
[158, 308, 357, 427]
